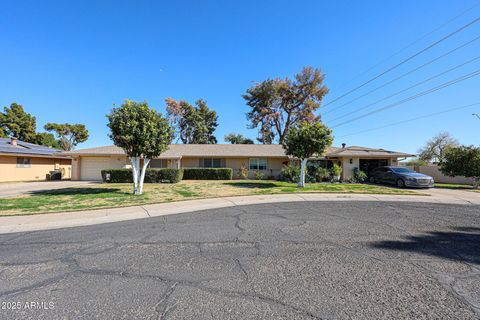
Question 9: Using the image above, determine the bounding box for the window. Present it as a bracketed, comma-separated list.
[249, 158, 268, 170]
[202, 158, 224, 168]
[150, 159, 168, 168]
[16, 157, 31, 168]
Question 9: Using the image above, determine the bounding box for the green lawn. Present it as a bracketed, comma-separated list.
[434, 183, 477, 190]
[0, 180, 421, 216]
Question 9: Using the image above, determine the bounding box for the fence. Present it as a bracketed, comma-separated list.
[404, 165, 475, 184]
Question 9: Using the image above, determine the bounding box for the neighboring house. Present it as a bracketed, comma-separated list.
[63, 144, 413, 181]
[0, 137, 72, 182]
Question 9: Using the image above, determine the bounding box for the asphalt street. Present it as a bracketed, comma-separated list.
[0, 201, 479, 319]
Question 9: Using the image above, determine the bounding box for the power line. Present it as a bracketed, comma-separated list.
[331, 69, 480, 128]
[335, 102, 480, 138]
[323, 16, 480, 108]
[324, 34, 480, 116]
[328, 54, 480, 123]
[330, 1, 480, 93]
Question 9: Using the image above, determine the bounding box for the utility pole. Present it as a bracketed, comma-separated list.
[473, 113, 480, 120]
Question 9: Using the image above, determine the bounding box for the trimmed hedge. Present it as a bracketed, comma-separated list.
[183, 168, 233, 180]
[101, 168, 183, 183]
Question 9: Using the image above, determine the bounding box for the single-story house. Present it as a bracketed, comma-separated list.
[0, 137, 72, 182]
[63, 144, 414, 181]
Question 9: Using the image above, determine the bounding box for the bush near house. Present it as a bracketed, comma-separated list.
[255, 171, 265, 180]
[236, 164, 249, 179]
[183, 168, 233, 180]
[280, 164, 300, 183]
[313, 167, 330, 182]
[101, 168, 183, 183]
[353, 167, 368, 183]
[330, 164, 342, 181]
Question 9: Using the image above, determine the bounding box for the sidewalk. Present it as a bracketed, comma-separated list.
[1, 189, 479, 234]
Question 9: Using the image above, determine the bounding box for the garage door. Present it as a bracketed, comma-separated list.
[80, 157, 110, 180]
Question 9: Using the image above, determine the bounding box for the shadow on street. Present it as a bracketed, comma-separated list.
[371, 227, 480, 265]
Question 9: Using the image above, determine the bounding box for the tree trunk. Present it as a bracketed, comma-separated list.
[298, 158, 308, 188]
[138, 158, 151, 195]
[130, 156, 140, 195]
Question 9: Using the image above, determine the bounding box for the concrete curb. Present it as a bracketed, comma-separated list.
[1, 191, 479, 234]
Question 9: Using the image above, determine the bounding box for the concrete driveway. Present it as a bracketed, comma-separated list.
[0, 181, 98, 198]
[0, 201, 479, 319]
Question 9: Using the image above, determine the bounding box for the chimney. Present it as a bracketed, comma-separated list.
[341, 143, 346, 148]
[11, 137, 18, 146]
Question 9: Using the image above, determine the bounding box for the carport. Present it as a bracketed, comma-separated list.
[359, 159, 389, 176]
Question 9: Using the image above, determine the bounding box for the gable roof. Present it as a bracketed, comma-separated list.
[0, 138, 66, 157]
[63, 144, 414, 158]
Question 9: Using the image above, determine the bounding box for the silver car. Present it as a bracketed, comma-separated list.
[369, 166, 434, 188]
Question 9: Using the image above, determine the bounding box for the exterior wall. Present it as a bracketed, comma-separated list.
[181, 157, 288, 179]
[72, 156, 288, 181]
[71, 156, 81, 180]
[340, 157, 359, 180]
[109, 156, 130, 169]
[58, 159, 72, 179]
[0, 155, 72, 182]
[405, 165, 476, 184]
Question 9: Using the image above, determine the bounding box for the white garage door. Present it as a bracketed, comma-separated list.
[80, 157, 110, 181]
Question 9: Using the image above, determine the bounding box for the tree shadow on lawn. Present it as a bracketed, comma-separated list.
[227, 182, 278, 189]
[29, 187, 124, 196]
[370, 227, 480, 265]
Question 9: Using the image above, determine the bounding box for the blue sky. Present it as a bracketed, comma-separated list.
[1, 0, 479, 154]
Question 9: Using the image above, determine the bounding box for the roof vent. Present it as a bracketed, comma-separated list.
[341, 143, 346, 148]
[10, 137, 18, 146]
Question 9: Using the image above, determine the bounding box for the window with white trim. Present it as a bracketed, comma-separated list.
[249, 158, 267, 170]
[202, 158, 224, 168]
[149, 159, 168, 168]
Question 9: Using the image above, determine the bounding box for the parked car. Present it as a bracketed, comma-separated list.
[369, 166, 434, 188]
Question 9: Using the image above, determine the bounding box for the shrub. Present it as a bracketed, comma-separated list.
[352, 167, 368, 183]
[280, 164, 300, 183]
[255, 171, 264, 180]
[236, 164, 249, 179]
[305, 174, 316, 183]
[330, 164, 342, 181]
[183, 168, 233, 180]
[145, 168, 184, 183]
[314, 167, 330, 182]
[102, 169, 132, 183]
[101, 168, 183, 183]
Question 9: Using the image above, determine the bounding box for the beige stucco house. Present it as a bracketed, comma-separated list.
[63, 144, 413, 181]
[0, 138, 72, 182]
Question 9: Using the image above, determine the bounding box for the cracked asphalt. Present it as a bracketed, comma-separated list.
[0, 201, 479, 319]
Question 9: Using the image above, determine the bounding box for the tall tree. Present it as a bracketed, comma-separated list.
[44, 123, 89, 151]
[107, 100, 174, 195]
[418, 132, 459, 163]
[282, 121, 333, 187]
[165, 98, 218, 144]
[440, 145, 480, 188]
[0, 112, 6, 138]
[224, 133, 254, 144]
[0, 103, 37, 142]
[243, 67, 329, 144]
[34, 132, 61, 149]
